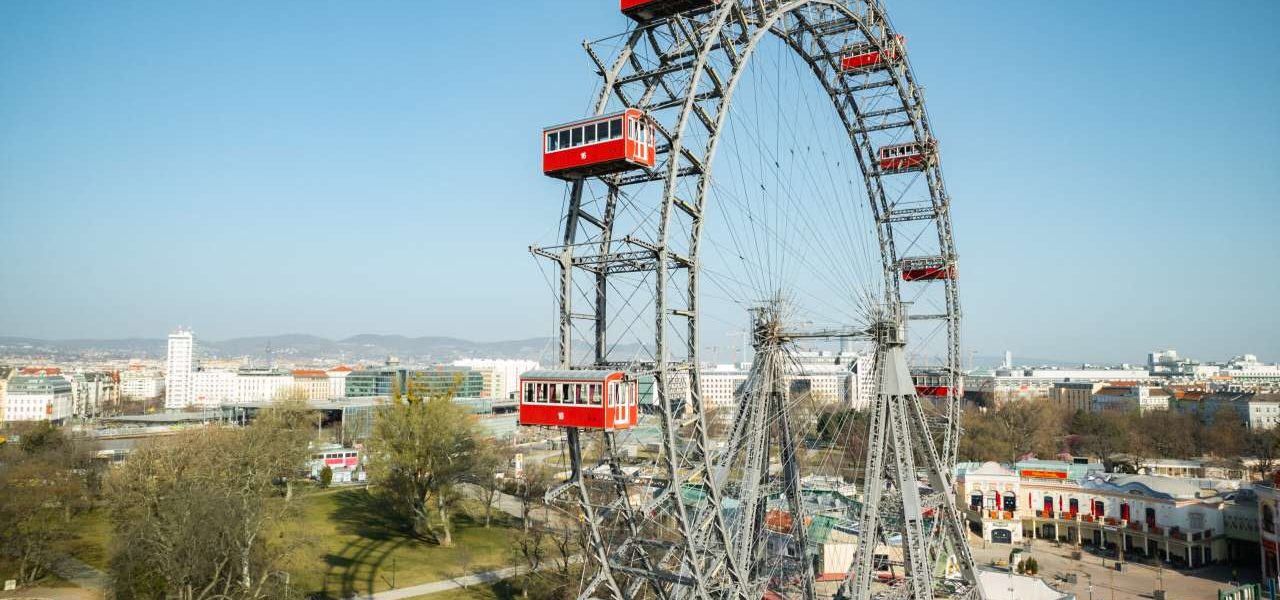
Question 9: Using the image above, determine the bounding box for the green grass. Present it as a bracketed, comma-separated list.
[49, 487, 520, 599]
[287, 488, 521, 599]
[57, 508, 112, 571]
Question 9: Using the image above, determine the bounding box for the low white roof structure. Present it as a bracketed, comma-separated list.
[976, 569, 1072, 600]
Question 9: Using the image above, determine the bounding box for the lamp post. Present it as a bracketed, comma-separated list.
[1007, 547, 1023, 600]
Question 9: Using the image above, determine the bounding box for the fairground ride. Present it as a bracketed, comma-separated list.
[524, 1, 981, 598]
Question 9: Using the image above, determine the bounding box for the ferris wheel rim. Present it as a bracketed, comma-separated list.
[547, 2, 965, 598]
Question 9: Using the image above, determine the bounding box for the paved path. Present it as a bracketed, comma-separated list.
[0, 588, 99, 600]
[349, 554, 584, 600]
[44, 555, 107, 595]
[967, 532, 1253, 600]
[346, 565, 526, 600]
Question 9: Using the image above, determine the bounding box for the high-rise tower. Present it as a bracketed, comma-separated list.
[164, 327, 194, 410]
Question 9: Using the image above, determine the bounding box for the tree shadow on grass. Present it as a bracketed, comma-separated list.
[328, 488, 413, 541]
[308, 490, 523, 600]
[312, 489, 415, 599]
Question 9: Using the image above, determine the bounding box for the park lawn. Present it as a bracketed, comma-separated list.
[285, 487, 521, 600]
[56, 508, 112, 571]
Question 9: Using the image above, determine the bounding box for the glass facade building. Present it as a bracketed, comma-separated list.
[345, 369, 400, 398]
[404, 366, 486, 399]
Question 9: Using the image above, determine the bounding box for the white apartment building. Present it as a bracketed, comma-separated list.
[452, 359, 540, 398]
[193, 369, 237, 408]
[1221, 355, 1280, 387]
[291, 370, 331, 400]
[71, 372, 117, 418]
[327, 366, 352, 398]
[697, 356, 870, 412]
[0, 365, 13, 418]
[3, 375, 74, 422]
[1191, 392, 1280, 430]
[967, 367, 1154, 404]
[119, 368, 165, 399]
[1090, 385, 1171, 413]
[234, 368, 294, 403]
[700, 366, 749, 409]
[164, 328, 195, 409]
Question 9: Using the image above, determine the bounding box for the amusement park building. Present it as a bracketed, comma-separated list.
[1252, 478, 1280, 580]
[955, 460, 1256, 568]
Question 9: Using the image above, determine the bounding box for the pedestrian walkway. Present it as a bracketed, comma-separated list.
[349, 553, 583, 600]
[347, 565, 524, 600]
[45, 555, 107, 594]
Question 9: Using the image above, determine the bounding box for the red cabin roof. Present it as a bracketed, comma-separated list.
[622, 0, 718, 21]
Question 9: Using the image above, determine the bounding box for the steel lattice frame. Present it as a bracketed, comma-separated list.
[537, 1, 972, 599]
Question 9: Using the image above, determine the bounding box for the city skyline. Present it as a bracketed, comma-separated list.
[0, 328, 1273, 371]
[2, 1, 1277, 364]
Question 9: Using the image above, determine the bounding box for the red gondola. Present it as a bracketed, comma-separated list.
[898, 256, 955, 282]
[543, 108, 656, 180]
[877, 139, 936, 173]
[912, 368, 961, 398]
[902, 265, 955, 281]
[518, 370, 638, 430]
[622, 0, 718, 21]
[840, 35, 905, 73]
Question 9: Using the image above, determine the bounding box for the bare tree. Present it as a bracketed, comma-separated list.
[511, 465, 551, 531]
[469, 444, 507, 528]
[513, 526, 548, 600]
[0, 422, 95, 585]
[1206, 406, 1249, 462]
[1250, 429, 1280, 477]
[105, 404, 312, 600]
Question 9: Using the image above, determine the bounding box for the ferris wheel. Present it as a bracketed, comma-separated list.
[524, 1, 981, 599]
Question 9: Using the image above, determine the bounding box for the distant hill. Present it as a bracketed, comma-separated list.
[0, 334, 565, 364]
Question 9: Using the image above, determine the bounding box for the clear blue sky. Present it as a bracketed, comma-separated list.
[1, 1, 1277, 364]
